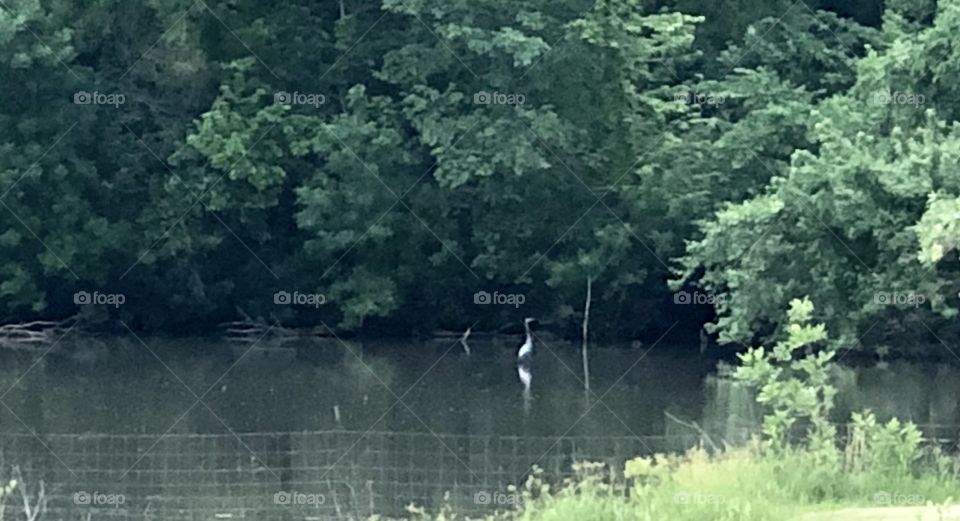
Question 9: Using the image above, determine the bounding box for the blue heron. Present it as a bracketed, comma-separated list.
[517, 318, 535, 391]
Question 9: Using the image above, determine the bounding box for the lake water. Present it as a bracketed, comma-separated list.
[0, 334, 956, 519]
[0, 335, 715, 436]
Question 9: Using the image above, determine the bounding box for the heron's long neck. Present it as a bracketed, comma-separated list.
[524, 323, 532, 343]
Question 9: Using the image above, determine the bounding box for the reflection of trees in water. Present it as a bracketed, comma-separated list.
[700, 363, 760, 445]
[834, 362, 960, 427]
[0, 337, 856, 440]
[702, 361, 960, 443]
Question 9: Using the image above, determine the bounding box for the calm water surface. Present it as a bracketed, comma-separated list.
[0, 335, 712, 436]
[0, 335, 957, 518]
[1, 336, 957, 436]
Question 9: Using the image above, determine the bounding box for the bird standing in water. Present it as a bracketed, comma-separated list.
[517, 318, 536, 413]
[517, 318, 535, 399]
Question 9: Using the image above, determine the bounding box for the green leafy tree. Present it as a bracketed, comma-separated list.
[735, 297, 835, 458]
[679, 2, 960, 351]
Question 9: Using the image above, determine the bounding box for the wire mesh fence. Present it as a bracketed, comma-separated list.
[0, 430, 701, 520]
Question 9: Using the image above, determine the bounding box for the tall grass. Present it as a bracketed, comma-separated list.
[399, 438, 959, 521]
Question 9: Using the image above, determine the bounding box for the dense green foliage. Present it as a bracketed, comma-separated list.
[3, 0, 956, 351]
[677, 2, 960, 352]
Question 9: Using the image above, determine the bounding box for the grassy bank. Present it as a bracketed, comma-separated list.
[401, 443, 960, 521]
[517, 447, 957, 521]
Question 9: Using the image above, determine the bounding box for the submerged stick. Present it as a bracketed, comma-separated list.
[460, 326, 472, 355]
[582, 276, 592, 392]
[664, 411, 720, 452]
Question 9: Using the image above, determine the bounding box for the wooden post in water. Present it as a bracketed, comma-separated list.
[582, 276, 592, 393]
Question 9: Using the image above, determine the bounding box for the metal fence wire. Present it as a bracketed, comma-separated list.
[0, 430, 700, 520]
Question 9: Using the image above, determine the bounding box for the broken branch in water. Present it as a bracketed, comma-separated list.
[220, 309, 328, 344]
[460, 326, 472, 355]
[0, 316, 78, 350]
[664, 411, 720, 453]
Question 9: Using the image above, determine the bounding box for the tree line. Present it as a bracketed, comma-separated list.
[3, 0, 957, 353]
